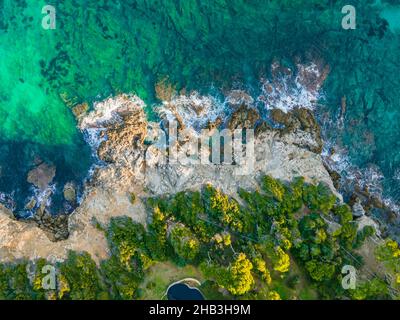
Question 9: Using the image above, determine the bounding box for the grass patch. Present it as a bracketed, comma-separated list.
[139, 262, 205, 300]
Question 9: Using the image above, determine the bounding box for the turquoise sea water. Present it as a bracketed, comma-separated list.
[0, 0, 400, 215]
[381, 5, 400, 32]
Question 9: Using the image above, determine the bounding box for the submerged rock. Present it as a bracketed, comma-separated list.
[63, 182, 77, 204]
[72, 102, 89, 118]
[27, 162, 56, 190]
[24, 198, 37, 211]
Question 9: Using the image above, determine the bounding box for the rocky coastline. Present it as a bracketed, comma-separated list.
[0, 64, 388, 263]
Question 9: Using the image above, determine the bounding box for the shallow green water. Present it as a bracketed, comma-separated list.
[1, 0, 400, 214]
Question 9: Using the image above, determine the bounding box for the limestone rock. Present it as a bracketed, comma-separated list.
[0, 91, 342, 263]
[352, 199, 366, 218]
[144, 111, 340, 199]
[270, 108, 323, 154]
[79, 95, 148, 192]
[97, 107, 147, 163]
[33, 202, 69, 242]
[228, 104, 260, 130]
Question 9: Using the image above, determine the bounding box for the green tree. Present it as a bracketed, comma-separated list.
[376, 239, 400, 286]
[9, 263, 34, 300]
[303, 183, 336, 214]
[205, 185, 244, 232]
[261, 175, 286, 202]
[350, 278, 389, 300]
[100, 255, 142, 300]
[146, 206, 169, 260]
[271, 246, 290, 273]
[305, 260, 335, 282]
[59, 251, 105, 300]
[202, 253, 254, 296]
[169, 224, 200, 261]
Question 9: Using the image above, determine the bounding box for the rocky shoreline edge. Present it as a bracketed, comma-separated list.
[0, 90, 382, 264]
[0, 62, 392, 264]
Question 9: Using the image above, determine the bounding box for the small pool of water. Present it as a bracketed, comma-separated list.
[167, 283, 205, 300]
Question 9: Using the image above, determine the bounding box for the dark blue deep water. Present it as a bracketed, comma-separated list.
[167, 283, 205, 300]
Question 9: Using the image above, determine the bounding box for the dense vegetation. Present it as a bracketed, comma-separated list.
[0, 176, 397, 300]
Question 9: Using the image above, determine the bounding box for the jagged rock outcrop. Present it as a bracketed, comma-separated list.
[352, 198, 366, 218]
[96, 105, 147, 164]
[270, 108, 323, 154]
[144, 93, 339, 199]
[0, 89, 342, 263]
[80, 95, 148, 192]
[227, 104, 260, 130]
[33, 206, 69, 242]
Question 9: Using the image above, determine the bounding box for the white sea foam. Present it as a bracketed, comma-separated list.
[79, 94, 145, 158]
[156, 92, 228, 132]
[0, 191, 15, 211]
[258, 62, 325, 113]
[323, 141, 381, 191]
[155, 89, 261, 135]
[32, 184, 56, 207]
[79, 94, 145, 130]
[394, 169, 400, 181]
[22, 184, 57, 217]
[82, 127, 107, 151]
[322, 138, 400, 214]
[322, 142, 353, 174]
